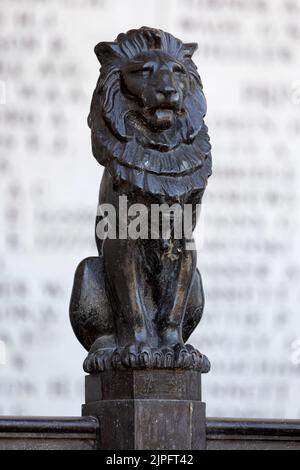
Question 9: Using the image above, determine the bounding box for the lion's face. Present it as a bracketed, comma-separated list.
[89, 28, 208, 150]
[88, 28, 212, 197]
[121, 51, 189, 131]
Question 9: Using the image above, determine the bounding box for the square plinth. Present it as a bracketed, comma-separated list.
[82, 369, 206, 450]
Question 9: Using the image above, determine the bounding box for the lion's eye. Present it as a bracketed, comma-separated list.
[131, 67, 153, 78]
[173, 65, 186, 75]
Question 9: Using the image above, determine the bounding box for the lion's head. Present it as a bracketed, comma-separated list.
[89, 27, 212, 198]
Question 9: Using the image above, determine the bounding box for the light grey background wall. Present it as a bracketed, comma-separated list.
[0, 0, 299, 418]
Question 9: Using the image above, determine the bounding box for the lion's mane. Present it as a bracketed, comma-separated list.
[88, 27, 212, 198]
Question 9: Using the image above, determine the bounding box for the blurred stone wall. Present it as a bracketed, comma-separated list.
[0, 0, 299, 418]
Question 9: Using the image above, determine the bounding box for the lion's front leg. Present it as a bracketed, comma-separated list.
[156, 238, 197, 348]
[103, 238, 155, 364]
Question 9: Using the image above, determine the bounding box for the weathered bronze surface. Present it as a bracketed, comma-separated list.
[70, 27, 212, 373]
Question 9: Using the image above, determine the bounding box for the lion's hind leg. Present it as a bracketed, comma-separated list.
[182, 268, 205, 343]
[69, 257, 116, 372]
[181, 269, 210, 373]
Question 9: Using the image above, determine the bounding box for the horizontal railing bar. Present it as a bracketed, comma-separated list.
[0, 417, 99, 434]
[207, 418, 300, 438]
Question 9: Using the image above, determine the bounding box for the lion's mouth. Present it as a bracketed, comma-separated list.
[147, 108, 176, 130]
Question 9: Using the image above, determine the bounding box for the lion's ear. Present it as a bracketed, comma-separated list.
[94, 42, 122, 65]
[183, 43, 198, 59]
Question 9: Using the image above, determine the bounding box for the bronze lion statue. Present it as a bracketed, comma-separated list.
[70, 27, 212, 373]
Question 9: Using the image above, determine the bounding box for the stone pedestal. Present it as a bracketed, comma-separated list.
[82, 369, 206, 450]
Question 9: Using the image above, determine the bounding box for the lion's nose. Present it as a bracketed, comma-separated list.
[156, 87, 179, 103]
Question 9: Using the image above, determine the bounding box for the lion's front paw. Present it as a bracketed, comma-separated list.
[120, 343, 154, 368]
[172, 344, 210, 372]
[83, 348, 115, 373]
